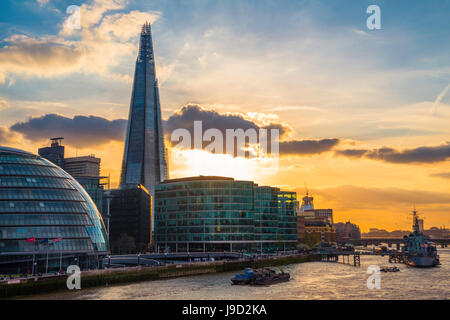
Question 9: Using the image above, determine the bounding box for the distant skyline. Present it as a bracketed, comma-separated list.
[0, 0, 449, 231]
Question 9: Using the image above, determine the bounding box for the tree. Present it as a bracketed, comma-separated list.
[300, 232, 321, 249]
[295, 243, 310, 252]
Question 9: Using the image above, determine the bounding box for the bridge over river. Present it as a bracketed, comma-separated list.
[342, 238, 449, 247]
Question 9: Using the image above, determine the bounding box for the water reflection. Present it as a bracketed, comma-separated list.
[23, 249, 450, 300]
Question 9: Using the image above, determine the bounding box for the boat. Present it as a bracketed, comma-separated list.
[249, 268, 290, 286]
[401, 208, 440, 268]
[380, 266, 400, 272]
[231, 267, 290, 285]
[231, 268, 257, 285]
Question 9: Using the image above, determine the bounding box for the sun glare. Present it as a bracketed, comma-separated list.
[168, 147, 279, 181]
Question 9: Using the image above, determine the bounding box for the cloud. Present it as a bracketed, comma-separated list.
[36, 0, 49, 6]
[313, 185, 450, 208]
[0, 0, 161, 83]
[0, 127, 18, 145]
[335, 149, 367, 158]
[432, 84, 450, 115]
[165, 105, 342, 157]
[336, 142, 450, 164]
[308, 185, 450, 229]
[10, 114, 127, 148]
[0, 35, 84, 82]
[165, 104, 292, 138]
[279, 139, 340, 156]
[431, 172, 450, 180]
[0, 97, 10, 110]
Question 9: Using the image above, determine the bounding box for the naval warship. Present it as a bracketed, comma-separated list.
[401, 209, 440, 267]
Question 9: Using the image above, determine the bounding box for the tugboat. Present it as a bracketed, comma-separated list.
[249, 267, 290, 286]
[231, 268, 290, 285]
[402, 208, 440, 268]
[231, 268, 257, 285]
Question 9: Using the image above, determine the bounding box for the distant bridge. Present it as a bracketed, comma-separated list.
[342, 238, 450, 247]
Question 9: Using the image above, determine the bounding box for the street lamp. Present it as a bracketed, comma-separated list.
[137, 254, 141, 266]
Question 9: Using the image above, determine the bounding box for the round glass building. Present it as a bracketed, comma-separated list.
[0, 146, 108, 274]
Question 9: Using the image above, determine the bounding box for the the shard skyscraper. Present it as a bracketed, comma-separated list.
[120, 22, 168, 193]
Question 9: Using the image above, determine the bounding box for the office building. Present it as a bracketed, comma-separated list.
[154, 176, 297, 253]
[298, 192, 333, 224]
[304, 221, 337, 243]
[38, 139, 107, 215]
[298, 191, 336, 243]
[37, 137, 65, 168]
[297, 216, 306, 240]
[0, 146, 108, 274]
[334, 221, 361, 242]
[106, 185, 152, 254]
[64, 156, 100, 177]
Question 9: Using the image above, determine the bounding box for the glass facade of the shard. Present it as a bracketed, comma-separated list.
[120, 22, 168, 194]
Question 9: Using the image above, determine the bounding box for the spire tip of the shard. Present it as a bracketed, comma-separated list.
[141, 21, 152, 35]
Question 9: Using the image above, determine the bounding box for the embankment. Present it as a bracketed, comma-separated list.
[1, 253, 319, 299]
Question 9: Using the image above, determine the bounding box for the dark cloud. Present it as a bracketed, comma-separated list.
[279, 139, 340, 155]
[165, 104, 291, 139]
[7, 106, 342, 157]
[335, 142, 450, 164]
[10, 114, 127, 148]
[335, 149, 368, 158]
[165, 104, 296, 156]
[165, 105, 341, 156]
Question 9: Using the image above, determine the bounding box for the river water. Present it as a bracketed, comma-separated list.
[23, 248, 450, 300]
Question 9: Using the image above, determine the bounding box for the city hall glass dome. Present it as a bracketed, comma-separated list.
[0, 146, 108, 274]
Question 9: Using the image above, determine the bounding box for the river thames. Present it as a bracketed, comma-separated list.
[23, 248, 449, 300]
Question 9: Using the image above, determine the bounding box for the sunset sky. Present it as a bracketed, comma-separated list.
[0, 0, 449, 232]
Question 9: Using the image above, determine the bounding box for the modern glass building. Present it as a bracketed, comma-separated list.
[0, 147, 108, 274]
[120, 22, 168, 193]
[38, 138, 106, 216]
[154, 176, 297, 253]
[106, 185, 152, 254]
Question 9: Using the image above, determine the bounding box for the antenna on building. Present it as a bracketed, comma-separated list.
[50, 137, 64, 147]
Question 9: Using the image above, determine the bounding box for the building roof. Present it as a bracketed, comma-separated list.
[0, 146, 36, 158]
[160, 176, 236, 184]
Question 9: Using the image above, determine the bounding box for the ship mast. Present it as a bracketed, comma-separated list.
[412, 206, 420, 233]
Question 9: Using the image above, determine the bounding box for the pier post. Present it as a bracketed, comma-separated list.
[353, 254, 360, 267]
